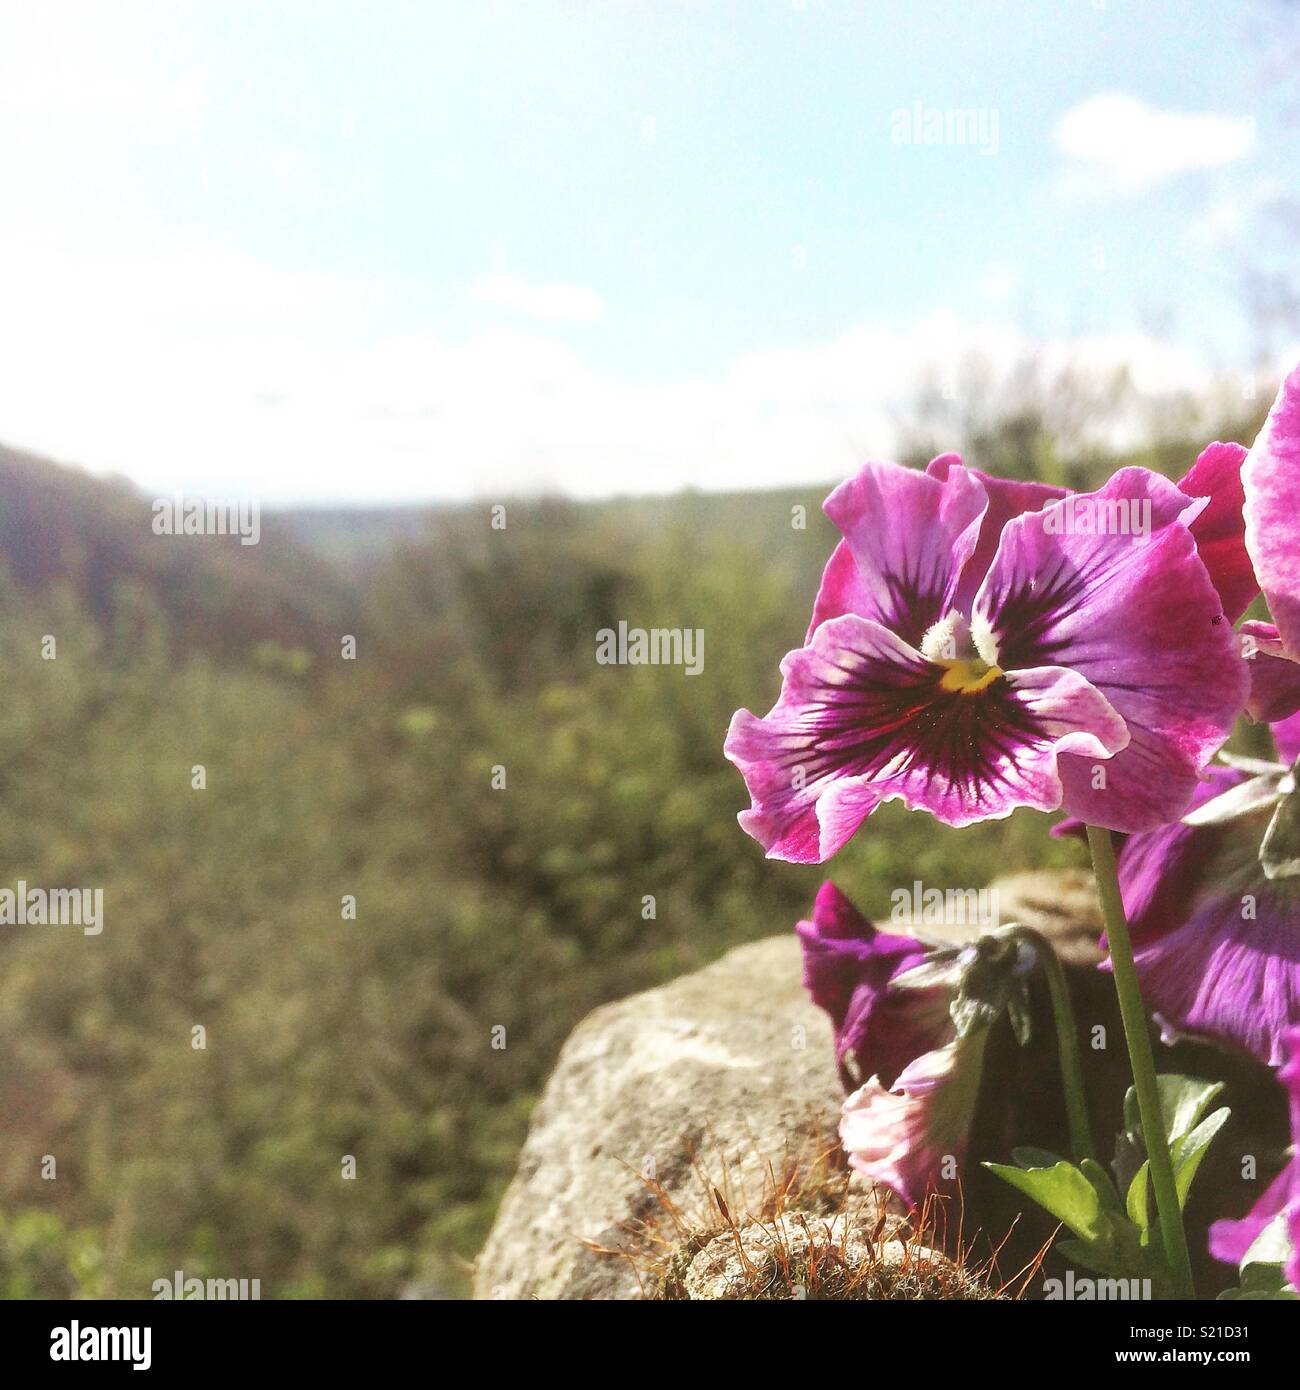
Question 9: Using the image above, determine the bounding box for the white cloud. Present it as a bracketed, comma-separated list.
[1055, 93, 1255, 197]
[468, 272, 606, 325]
[0, 224, 1262, 506]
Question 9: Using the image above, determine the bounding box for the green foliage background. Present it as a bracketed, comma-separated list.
[0, 386, 1269, 1297]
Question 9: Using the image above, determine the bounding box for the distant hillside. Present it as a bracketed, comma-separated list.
[273, 505, 444, 575]
[275, 482, 846, 592]
[0, 444, 361, 661]
[4, 404, 1268, 668]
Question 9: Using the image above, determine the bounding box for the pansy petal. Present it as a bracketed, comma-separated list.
[1209, 1164, 1291, 1268]
[1244, 362, 1300, 659]
[1129, 900, 1300, 1067]
[805, 538, 876, 643]
[1241, 621, 1300, 725]
[860, 662, 1129, 828]
[1178, 441, 1256, 622]
[1210, 1028, 1300, 1281]
[725, 615, 1128, 862]
[1100, 765, 1242, 939]
[817, 459, 988, 648]
[795, 884, 920, 1043]
[839, 1033, 987, 1209]
[795, 883, 949, 1090]
[1284, 1029, 1300, 1290]
[976, 468, 1248, 832]
[1099, 761, 1300, 1068]
[1274, 711, 1300, 767]
[926, 452, 1069, 613]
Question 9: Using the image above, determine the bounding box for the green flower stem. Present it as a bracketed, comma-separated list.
[1086, 824, 1196, 1300]
[1008, 925, 1094, 1165]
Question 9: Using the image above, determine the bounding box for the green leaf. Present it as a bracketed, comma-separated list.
[983, 1160, 1107, 1242]
[1056, 1237, 1121, 1278]
[1081, 1157, 1125, 1217]
[1010, 1146, 1066, 1168]
[987, 1152, 1172, 1288]
[1126, 1160, 1151, 1232]
[1171, 1106, 1230, 1208]
[1056, 1235, 1158, 1283]
[1123, 1075, 1226, 1150]
[1240, 1261, 1289, 1294]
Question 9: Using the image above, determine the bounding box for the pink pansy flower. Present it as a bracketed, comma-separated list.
[1178, 361, 1300, 723]
[1240, 362, 1300, 723]
[726, 457, 1246, 863]
[1244, 364, 1300, 662]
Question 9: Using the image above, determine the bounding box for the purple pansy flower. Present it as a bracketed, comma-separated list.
[1059, 714, 1300, 1067]
[1240, 363, 1300, 724]
[1209, 1025, 1300, 1290]
[1177, 438, 1256, 625]
[1179, 361, 1300, 724]
[1053, 364, 1300, 1069]
[1244, 364, 1300, 664]
[726, 457, 1246, 863]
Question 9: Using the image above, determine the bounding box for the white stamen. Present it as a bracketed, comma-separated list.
[971, 610, 1000, 668]
[920, 612, 966, 662]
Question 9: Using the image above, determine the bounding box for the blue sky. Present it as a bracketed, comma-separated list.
[0, 1, 1296, 503]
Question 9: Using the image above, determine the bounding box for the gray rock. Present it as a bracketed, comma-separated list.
[472, 933, 839, 1299]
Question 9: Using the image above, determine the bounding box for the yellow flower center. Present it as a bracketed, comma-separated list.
[936, 657, 1004, 695]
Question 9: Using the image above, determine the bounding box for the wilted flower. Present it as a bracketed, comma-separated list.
[796, 881, 949, 1090]
[1209, 1025, 1300, 1292]
[797, 882, 1035, 1207]
[726, 457, 1245, 863]
[839, 1032, 990, 1210]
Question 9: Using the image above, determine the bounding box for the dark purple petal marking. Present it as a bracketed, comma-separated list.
[977, 467, 1248, 831]
[813, 459, 987, 648]
[725, 616, 1126, 861]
